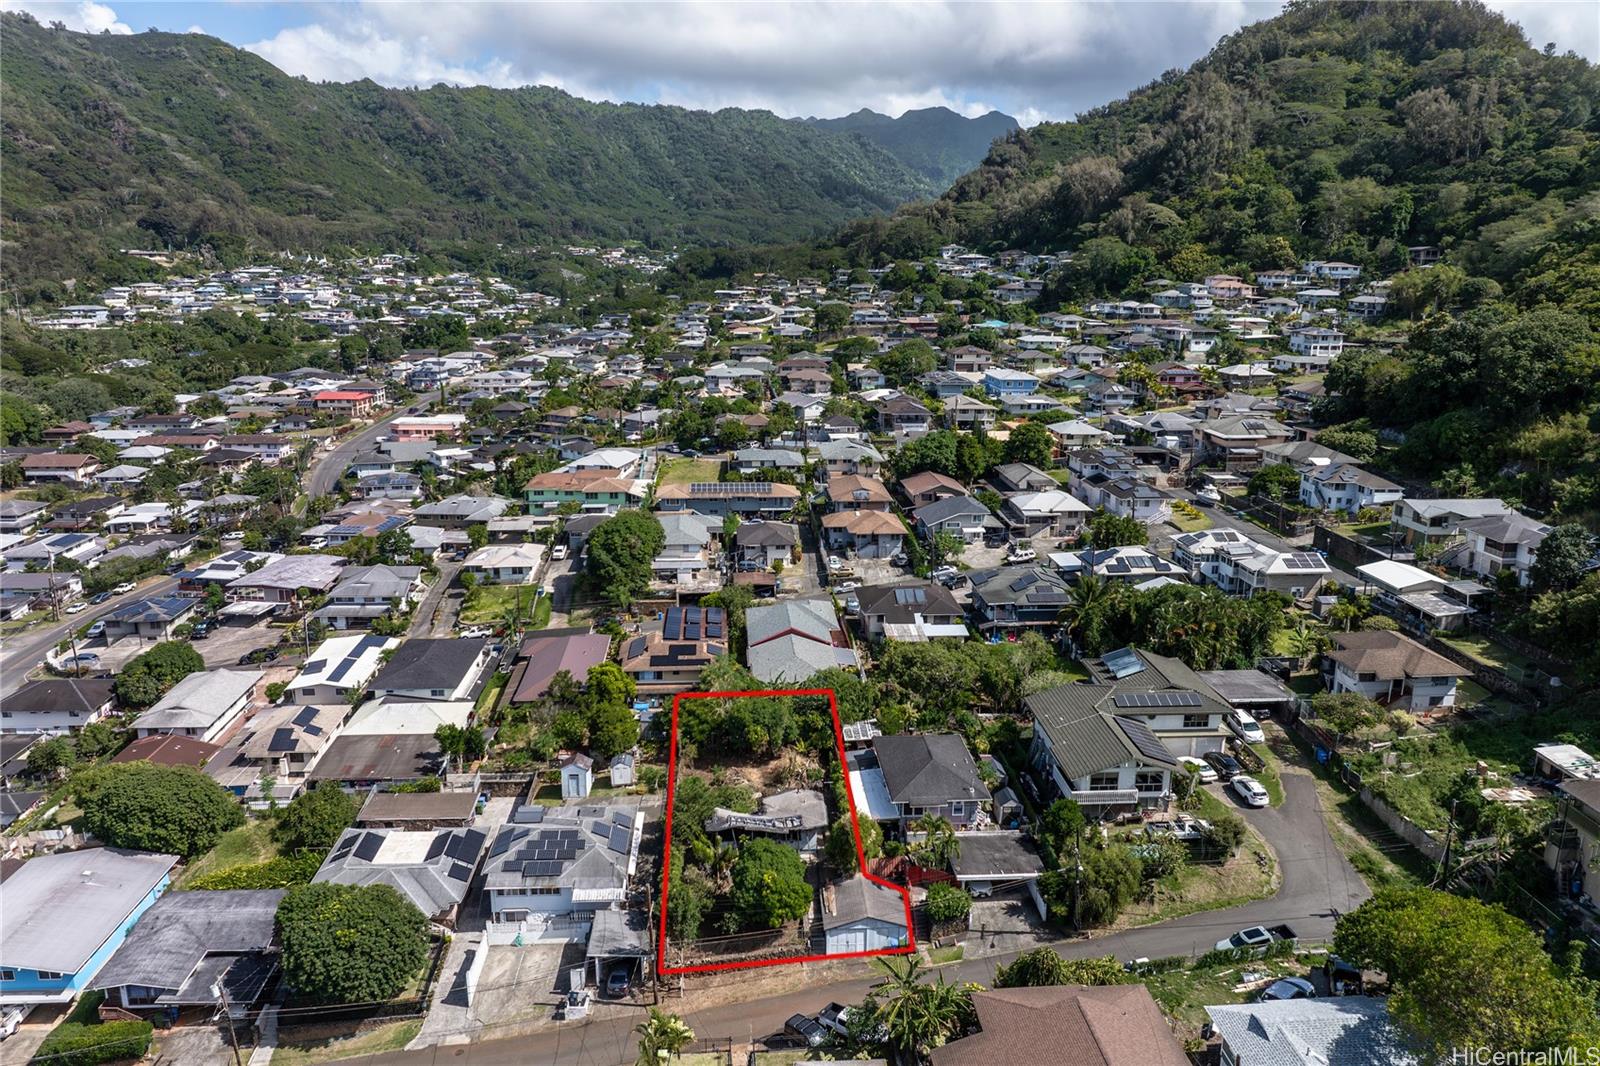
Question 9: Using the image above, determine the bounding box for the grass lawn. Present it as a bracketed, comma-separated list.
[676, 1055, 732, 1066]
[460, 584, 540, 625]
[657, 456, 723, 485]
[928, 945, 965, 964]
[272, 1018, 423, 1066]
[1145, 955, 1313, 1041]
[530, 594, 553, 630]
[1439, 631, 1544, 679]
[1112, 793, 1278, 929]
[177, 821, 279, 888]
[1334, 520, 1391, 541]
[1168, 507, 1213, 533]
[1246, 741, 1285, 807]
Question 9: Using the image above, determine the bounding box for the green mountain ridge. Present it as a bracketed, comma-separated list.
[803, 106, 1019, 186]
[0, 13, 943, 285]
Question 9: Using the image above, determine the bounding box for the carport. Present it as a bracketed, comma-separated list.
[218, 600, 280, 625]
[951, 831, 1047, 920]
[584, 908, 652, 988]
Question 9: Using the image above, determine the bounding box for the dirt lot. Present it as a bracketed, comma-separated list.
[676, 750, 822, 795]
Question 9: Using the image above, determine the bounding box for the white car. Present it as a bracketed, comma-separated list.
[1232, 774, 1270, 808]
[834, 580, 862, 593]
[1005, 546, 1038, 564]
[1216, 925, 1276, 953]
[550, 544, 569, 561]
[459, 626, 493, 639]
[85, 620, 106, 639]
[112, 582, 137, 596]
[1177, 755, 1218, 784]
[65, 602, 89, 615]
[221, 530, 246, 542]
[1227, 710, 1266, 745]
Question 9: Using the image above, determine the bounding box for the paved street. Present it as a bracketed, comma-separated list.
[304, 399, 431, 499]
[366, 767, 1367, 1066]
[0, 575, 180, 698]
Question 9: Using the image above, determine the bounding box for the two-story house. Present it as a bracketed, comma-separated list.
[619, 606, 727, 696]
[1299, 464, 1403, 516]
[967, 565, 1074, 634]
[1322, 630, 1467, 711]
[851, 733, 991, 831]
[1454, 513, 1553, 587]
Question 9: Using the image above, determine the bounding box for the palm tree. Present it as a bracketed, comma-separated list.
[1286, 618, 1319, 669]
[634, 1008, 694, 1064]
[868, 956, 978, 1065]
[911, 814, 959, 870]
[1055, 572, 1113, 651]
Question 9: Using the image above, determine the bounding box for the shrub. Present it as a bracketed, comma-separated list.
[278, 883, 429, 1004]
[274, 783, 359, 853]
[187, 852, 323, 890]
[1200, 812, 1248, 857]
[75, 762, 244, 857]
[924, 882, 972, 924]
[35, 1019, 154, 1066]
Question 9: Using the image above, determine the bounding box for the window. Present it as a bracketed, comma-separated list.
[1358, 672, 1377, 683]
[1134, 771, 1165, 793]
[0, 969, 15, 981]
[1088, 773, 1121, 792]
[35, 971, 66, 980]
[1183, 714, 1209, 729]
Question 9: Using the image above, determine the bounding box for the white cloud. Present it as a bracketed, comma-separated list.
[241, 0, 1283, 123]
[6, 0, 131, 34]
[1486, 0, 1599, 59]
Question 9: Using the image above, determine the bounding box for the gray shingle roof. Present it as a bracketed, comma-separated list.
[1024, 683, 1180, 781]
[1, 847, 178, 974]
[1205, 997, 1419, 1066]
[824, 876, 908, 931]
[90, 889, 283, 993]
[370, 638, 488, 693]
[133, 669, 257, 732]
[872, 734, 990, 807]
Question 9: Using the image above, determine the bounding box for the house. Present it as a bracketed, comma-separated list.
[821, 509, 908, 559]
[874, 395, 933, 436]
[1049, 547, 1180, 586]
[0, 500, 47, 536]
[1000, 489, 1091, 538]
[88, 889, 284, 1015]
[931, 984, 1189, 1066]
[943, 395, 997, 432]
[1170, 529, 1331, 598]
[967, 565, 1074, 634]
[307, 732, 446, 789]
[899, 471, 968, 509]
[730, 448, 805, 475]
[314, 827, 486, 926]
[286, 634, 399, 704]
[343, 698, 473, 737]
[356, 789, 479, 830]
[705, 788, 827, 856]
[1548, 778, 1600, 904]
[1390, 497, 1512, 547]
[111, 734, 222, 769]
[0, 571, 82, 612]
[1046, 420, 1112, 451]
[655, 481, 799, 518]
[821, 876, 910, 954]
[1323, 630, 1467, 712]
[4, 532, 107, 572]
[733, 520, 799, 569]
[21, 453, 100, 485]
[856, 581, 966, 641]
[1, 678, 116, 734]
[525, 470, 646, 512]
[981, 368, 1040, 397]
[560, 753, 594, 798]
[1299, 464, 1403, 516]
[0, 847, 177, 1006]
[745, 598, 857, 683]
[101, 595, 199, 642]
[1287, 326, 1344, 359]
[989, 463, 1057, 495]
[314, 564, 426, 630]
[914, 495, 998, 543]
[133, 668, 257, 742]
[1026, 683, 1182, 816]
[619, 606, 727, 696]
[369, 638, 494, 702]
[827, 474, 894, 512]
[510, 632, 613, 704]
[312, 390, 375, 417]
[817, 439, 883, 477]
[1074, 472, 1169, 524]
[1206, 998, 1418, 1066]
[1196, 416, 1295, 469]
[1355, 559, 1480, 632]
[463, 543, 545, 584]
[413, 494, 514, 529]
[857, 733, 990, 829]
[652, 511, 722, 587]
[481, 805, 643, 938]
[226, 553, 345, 604]
[1455, 512, 1552, 587]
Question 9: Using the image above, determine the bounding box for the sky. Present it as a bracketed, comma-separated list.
[8, 1, 1598, 126]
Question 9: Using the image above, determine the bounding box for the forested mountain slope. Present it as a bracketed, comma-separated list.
[804, 106, 1019, 186]
[0, 13, 938, 285]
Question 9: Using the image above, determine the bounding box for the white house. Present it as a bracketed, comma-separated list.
[480, 806, 643, 941]
[132, 669, 257, 742]
[463, 543, 546, 585]
[1455, 513, 1552, 588]
[1299, 464, 1403, 516]
[286, 634, 398, 704]
[1323, 631, 1467, 712]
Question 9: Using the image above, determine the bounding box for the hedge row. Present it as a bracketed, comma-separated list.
[35, 1021, 154, 1066]
[185, 851, 323, 890]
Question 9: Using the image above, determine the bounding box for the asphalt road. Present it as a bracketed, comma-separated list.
[0, 575, 180, 698]
[304, 400, 430, 499]
[367, 772, 1368, 1066]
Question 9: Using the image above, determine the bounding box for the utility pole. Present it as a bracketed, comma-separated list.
[216, 983, 244, 1066]
[1437, 799, 1459, 887]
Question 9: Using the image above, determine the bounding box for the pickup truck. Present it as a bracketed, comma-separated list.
[1214, 923, 1297, 955]
[817, 1002, 852, 1037]
[783, 1013, 826, 1047]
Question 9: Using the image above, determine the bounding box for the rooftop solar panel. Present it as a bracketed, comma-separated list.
[352, 832, 384, 862]
[425, 836, 448, 861]
[447, 861, 474, 882]
[268, 728, 298, 752]
[292, 706, 320, 728]
[1103, 647, 1146, 679]
[1113, 691, 1204, 709]
[608, 824, 632, 854]
[1117, 716, 1176, 765]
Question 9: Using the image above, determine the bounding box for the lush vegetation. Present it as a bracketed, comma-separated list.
[274, 783, 360, 854]
[1335, 888, 1600, 1057]
[806, 106, 1019, 186]
[277, 883, 430, 1005]
[2, 13, 935, 288]
[73, 761, 245, 857]
[113, 640, 206, 708]
[585, 509, 666, 611]
[34, 992, 153, 1066]
[993, 948, 1128, 988]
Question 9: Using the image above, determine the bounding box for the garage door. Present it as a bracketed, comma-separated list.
[831, 929, 864, 954]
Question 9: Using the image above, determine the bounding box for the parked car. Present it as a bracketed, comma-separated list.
[890, 551, 909, 567]
[602, 966, 632, 999]
[1232, 774, 1270, 808]
[1258, 977, 1316, 1002]
[62, 653, 100, 669]
[1227, 709, 1265, 745]
[817, 1002, 852, 1037]
[89, 591, 113, 605]
[111, 582, 137, 596]
[784, 1014, 827, 1048]
[238, 647, 281, 666]
[85, 620, 106, 639]
[163, 560, 185, 575]
[931, 566, 966, 588]
[65, 602, 89, 615]
[1177, 755, 1218, 783]
[221, 530, 246, 542]
[550, 544, 569, 561]
[189, 621, 212, 639]
[834, 580, 862, 593]
[1203, 750, 1243, 780]
[460, 626, 493, 639]
[1004, 545, 1038, 564]
[1215, 925, 1280, 954]
[844, 594, 860, 614]
[983, 531, 1010, 548]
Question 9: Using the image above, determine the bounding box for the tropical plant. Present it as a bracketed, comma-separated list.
[910, 814, 959, 870]
[634, 1008, 695, 1064]
[866, 956, 979, 1065]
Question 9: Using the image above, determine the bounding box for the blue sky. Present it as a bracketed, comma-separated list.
[9, 1, 1597, 126]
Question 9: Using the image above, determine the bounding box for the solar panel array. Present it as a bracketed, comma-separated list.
[662, 606, 726, 641]
[1117, 717, 1177, 766]
[268, 728, 299, 752]
[1102, 647, 1147, 679]
[689, 481, 772, 496]
[893, 587, 927, 605]
[352, 832, 384, 862]
[1113, 691, 1204, 709]
[1284, 552, 1325, 570]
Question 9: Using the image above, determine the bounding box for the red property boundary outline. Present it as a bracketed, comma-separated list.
[656, 688, 917, 975]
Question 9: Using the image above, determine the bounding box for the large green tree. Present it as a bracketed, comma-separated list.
[114, 641, 206, 708]
[1334, 888, 1600, 1058]
[729, 838, 812, 930]
[277, 883, 429, 1005]
[75, 762, 244, 857]
[275, 783, 359, 853]
[585, 510, 665, 611]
